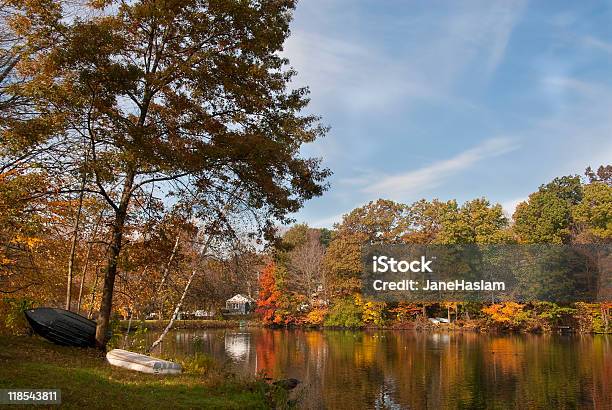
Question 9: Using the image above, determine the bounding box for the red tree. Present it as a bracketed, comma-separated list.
[256, 262, 282, 324]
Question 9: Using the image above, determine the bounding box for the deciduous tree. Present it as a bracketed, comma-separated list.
[573, 182, 612, 241]
[513, 176, 583, 244]
[8, 0, 329, 348]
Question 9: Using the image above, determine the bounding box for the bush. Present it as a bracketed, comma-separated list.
[128, 319, 149, 353]
[389, 302, 422, 322]
[304, 308, 327, 326]
[532, 302, 576, 331]
[106, 316, 123, 350]
[178, 352, 216, 375]
[575, 302, 610, 333]
[361, 301, 386, 327]
[481, 302, 531, 330]
[0, 298, 36, 335]
[324, 297, 363, 328]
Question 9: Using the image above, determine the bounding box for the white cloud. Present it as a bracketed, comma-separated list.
[542, 76, 600, 96]
[452, 0, 528, 76]
[283, 30, 443, 111]
[309, 212, 345, 229]
[283, 0, 528, 112]
[582, 35, 612, 55]
[362, 138, 520, 200]
[489, 1, 529, 73]
[501, 197, 526, 218]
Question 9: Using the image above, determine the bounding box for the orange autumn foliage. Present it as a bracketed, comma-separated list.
[389, 302, 422, 322]
[304, 308, 328, 326]
[481, 302, 528, 325]
[256, 262, 283, 324]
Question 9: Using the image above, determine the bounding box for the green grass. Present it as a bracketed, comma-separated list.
[0, 335, 280, 409]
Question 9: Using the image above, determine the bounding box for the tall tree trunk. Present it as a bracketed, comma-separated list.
[95, 171, 134, 349]
[95, 212, 125, 348]
[77, 211, 103, 313]
[65, 175, 86, 310]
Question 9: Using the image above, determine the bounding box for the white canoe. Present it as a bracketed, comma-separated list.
[106, 349, 182, 375]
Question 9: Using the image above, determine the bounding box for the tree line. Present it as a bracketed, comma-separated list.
[257, 165, 612, 332]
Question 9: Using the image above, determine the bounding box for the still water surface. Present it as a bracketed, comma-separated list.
[144, 329, 610, 409]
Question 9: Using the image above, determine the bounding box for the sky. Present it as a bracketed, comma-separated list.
[282, 0, 612, 228]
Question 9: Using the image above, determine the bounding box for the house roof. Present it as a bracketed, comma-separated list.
[226, 294, 255, 303]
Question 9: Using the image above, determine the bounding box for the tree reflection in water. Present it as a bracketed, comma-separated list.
[143, 329, 611, 409]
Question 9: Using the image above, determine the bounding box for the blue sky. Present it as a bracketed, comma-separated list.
[284, 0, 612, 228]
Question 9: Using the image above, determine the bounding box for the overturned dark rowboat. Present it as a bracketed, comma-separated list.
[24, 307, 100, 348]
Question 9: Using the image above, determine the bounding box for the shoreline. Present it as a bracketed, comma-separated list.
[122, 319, 611, 334]
[0, 335, 290, 409]
[118, 319, 260, 331]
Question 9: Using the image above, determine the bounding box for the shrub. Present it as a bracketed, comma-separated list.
[304, 308, 327, 326]
[481, 302, 531, 330]
[324, 297, 363, 328]
[532, 302, 576, 331]
[106, 316, 123, 350]
[179, 352, 216, 375]
[575, 302, 610, 333]
[129, 319, 149, 353]
[389, 303, 422, 322]
[361, 300, 386, 327]
[0, 298, 36, 335]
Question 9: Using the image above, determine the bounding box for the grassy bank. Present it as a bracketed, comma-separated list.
[0, 335, 283, 409]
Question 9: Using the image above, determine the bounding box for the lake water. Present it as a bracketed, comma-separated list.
[143, 329, 611, 409]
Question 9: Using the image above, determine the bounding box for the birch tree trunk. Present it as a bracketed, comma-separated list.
[147, 188, 239, 352]
[148, 234, 214, 352]
[123, 309, 133, 348]
[157, 235, 180, 294]
[148, 268, 197, 353]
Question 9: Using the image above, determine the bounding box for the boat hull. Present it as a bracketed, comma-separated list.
[24, 307, 98, 348]
[106, 349, 182, 374]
